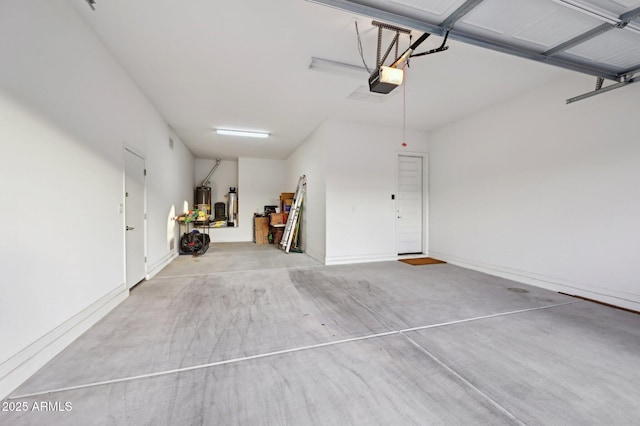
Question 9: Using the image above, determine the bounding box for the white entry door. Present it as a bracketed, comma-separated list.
[124, 148, 146, 288]
[397, 155, 423, 254]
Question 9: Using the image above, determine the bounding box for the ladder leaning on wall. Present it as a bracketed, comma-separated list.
[280, 175, 306, 253]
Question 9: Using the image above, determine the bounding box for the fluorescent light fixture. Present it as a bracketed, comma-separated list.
[216, 129, 269, 138]
[308, 57, 369, 79]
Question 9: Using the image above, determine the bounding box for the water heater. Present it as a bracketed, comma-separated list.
[227, 187, 238, 227]
[194, 186, 211, 215]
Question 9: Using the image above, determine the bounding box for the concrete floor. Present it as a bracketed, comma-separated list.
[2, 242, 640, 425]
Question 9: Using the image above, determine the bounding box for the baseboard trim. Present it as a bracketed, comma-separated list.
[0, 285, 128, 400]
[325, 253, 397, 266]
[429, 251, 640, 312]
[146, 250, 178, 280]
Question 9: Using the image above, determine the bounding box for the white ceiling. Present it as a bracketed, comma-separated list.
[70, 0, 580, 160]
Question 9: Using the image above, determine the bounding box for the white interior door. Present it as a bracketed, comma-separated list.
[124, 148, 146, 288]
[397, 155, 423, 254]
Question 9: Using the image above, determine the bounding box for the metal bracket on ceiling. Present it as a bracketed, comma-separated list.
[85, 0, 96, 11]
[566, 73, 637, 104]
[410, 31, 450, 59]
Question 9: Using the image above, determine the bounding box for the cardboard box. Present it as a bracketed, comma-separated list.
[254, 216, 269, 244]
[270, 212, 288, 226]
[273, 227, 284, 245]
[280, 192, 294, 212]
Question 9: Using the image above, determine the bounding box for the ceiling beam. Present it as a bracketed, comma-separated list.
[439, 0, 485, 31]
[543, 23, 611, 57]
[619, 6, 640, 26]
[450, 30, 619, 80]
[544, 5, 640, 58]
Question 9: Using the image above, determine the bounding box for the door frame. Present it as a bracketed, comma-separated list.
[395, 151, 429, 256]
[123, 144, 148, 288]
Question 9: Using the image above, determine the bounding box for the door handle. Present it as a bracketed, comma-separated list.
[126, 226, 135, 231]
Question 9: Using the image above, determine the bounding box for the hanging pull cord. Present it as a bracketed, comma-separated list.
[403, 62, 407, 145]
[410, 31, 450, 58]
[402, 33, 413, 145]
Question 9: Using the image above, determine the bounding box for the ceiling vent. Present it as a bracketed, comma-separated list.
[347, 85, 398, 103]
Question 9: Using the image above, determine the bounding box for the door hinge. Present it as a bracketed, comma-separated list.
[144, 213, 147, 220]
[144, 256, 147, 263]
[144, 169, 147, 176]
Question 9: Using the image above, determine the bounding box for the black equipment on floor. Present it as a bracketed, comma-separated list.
[213, 202, 226, 222]
[179, 230, 210, 256]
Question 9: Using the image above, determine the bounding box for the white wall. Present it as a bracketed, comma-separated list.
[0, 1, 193, 398]
[194, 159, 238, 208]
[324, 121, 429, 264]
[286, 124, 329, 262]
[147, 128, 195, 277]
[429, 75, 640, 311]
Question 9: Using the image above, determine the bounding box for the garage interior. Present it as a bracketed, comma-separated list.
[1, 0, 639, 424]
